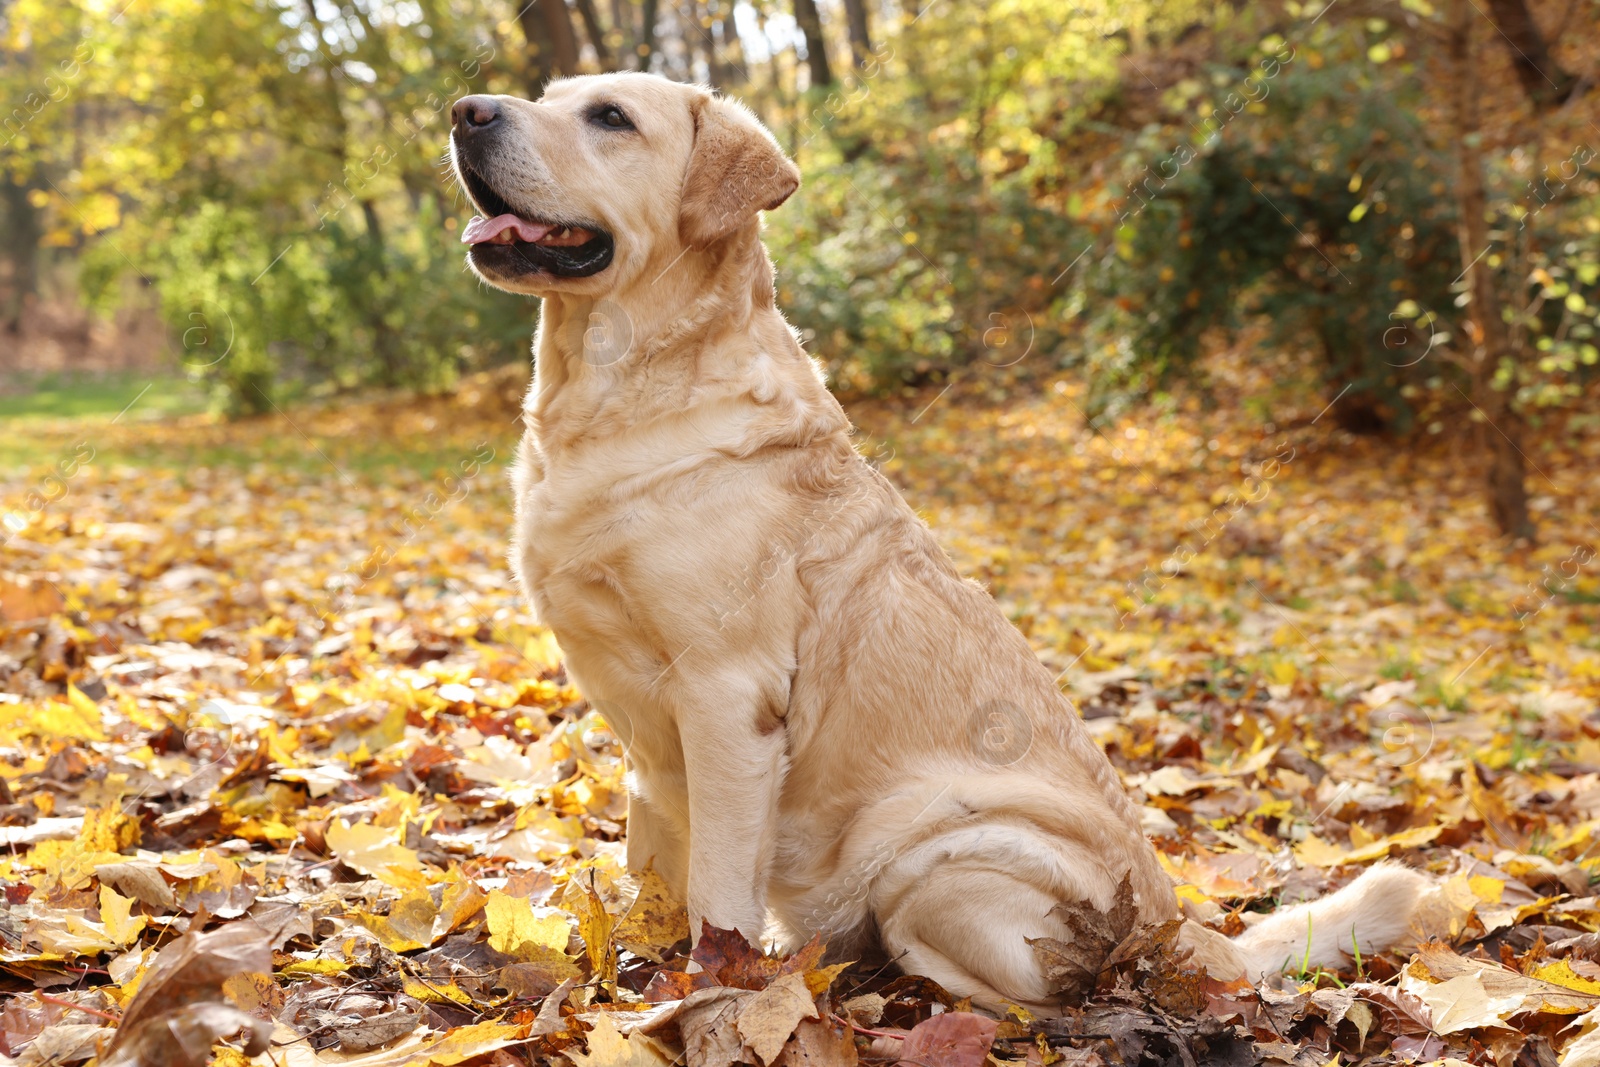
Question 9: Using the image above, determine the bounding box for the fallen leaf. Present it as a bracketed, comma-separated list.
[737, 971, 820, 1066]
[613, 865, 689, 963]
[325, 820, 423, 884]
[898, 1011, 998, 1067]
[568, 1014, 675, 1067]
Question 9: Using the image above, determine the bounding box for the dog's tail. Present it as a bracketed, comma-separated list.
[1226, 862, 1433, 980]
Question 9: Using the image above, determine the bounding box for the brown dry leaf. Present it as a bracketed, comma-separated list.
[693, 924, 782, 990]
[529, 976, 579, 1037]
[1027, 874, 1138, 1001]
[1404, 943, 1600, 1018]
[102, 924, 273, 1067]
[334, 1010, 423, 1053]
[102, 1003, 268, 1067]
[15, 1023, 109, 1067]
[1562, 1008, 1600, 1067]
[272, 1019, 529, 1067]
[500, 956, 583, 1000]
[667, 986, 754, 1067]
[0, 573, 64, 623]
[736, 971, 820, 1066]
[1404, 974, 1523, 1035]
[1466, 764, 1531, 851]
[775, 1015, 859, 1067]
[95, 860, 178, 910]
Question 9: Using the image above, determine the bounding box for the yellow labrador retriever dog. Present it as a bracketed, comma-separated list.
[448, 73, 1429, 1013]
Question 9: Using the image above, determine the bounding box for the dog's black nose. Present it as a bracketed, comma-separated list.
[452, 96, 500, 132]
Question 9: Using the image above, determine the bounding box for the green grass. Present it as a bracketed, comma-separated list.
[0, 376, 521, 484]
[0, 372, 208, 422]
[0, 425, 517, 483]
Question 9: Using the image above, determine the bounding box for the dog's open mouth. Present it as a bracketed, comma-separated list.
[455, 161, 614, 280]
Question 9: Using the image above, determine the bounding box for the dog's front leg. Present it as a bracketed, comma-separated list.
[624, 788, 688, 891]
[680, 697, 786, 945]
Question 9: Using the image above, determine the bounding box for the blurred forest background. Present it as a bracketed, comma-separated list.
[2, 0, 1598, 535]
[8, 4, 1600, 1062]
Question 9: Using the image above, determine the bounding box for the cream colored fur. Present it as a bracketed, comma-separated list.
[450, 72, 1431, 1013]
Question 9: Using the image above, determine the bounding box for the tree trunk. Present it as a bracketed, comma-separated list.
[793, 0, 833, 89]
[702, 0, 728, 87]
[0, 177, 42, 334]
[1483, 0, 1578, 109]
[841, 0, 872, 68]
[637, 0, 660, 70]
[359, 199, 405, 388]
[684, 0, 724, 85]
[611, 0, 631, 56]
[711, 8, 744, 85]
[542, 0, 582, 76]
[1445, 3, 1534, 540]
[573, 0, 616, 69]
[517, 5, 556, 91]
[519, 0, 580, 88]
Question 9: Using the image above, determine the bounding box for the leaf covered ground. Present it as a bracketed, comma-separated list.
[3, 365, 1600, 1067]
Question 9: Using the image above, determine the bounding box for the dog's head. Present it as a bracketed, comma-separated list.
[449, 73, 799, 297]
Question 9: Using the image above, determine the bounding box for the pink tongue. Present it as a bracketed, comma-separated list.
[460, 214, 556, 245]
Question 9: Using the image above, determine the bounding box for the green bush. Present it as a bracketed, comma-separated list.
[1077, 35, 1460, 431]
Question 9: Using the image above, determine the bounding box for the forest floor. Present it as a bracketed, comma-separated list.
[2, 363, 1600, 1067]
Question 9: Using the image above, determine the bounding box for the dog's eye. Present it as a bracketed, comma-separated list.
[591, 104, 633, 130]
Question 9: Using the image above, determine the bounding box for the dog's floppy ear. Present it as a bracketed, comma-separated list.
[679, 94, 800, 249]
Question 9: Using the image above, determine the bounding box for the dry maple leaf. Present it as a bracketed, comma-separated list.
[661, 986, 751, 1067]
[101, 923, 273, 1067]
[693, 923, 785, 989]
[567, 1014, 675, 1067]
[1026, 873, 1140, 1002]
[613, 865, 690, 963]
[736, 972, 820, 1066]
[773, 1015, 857, 1067]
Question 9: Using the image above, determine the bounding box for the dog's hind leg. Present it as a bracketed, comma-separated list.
[870, 823, 1161, 1015]
[876, 861, 1071, 1013]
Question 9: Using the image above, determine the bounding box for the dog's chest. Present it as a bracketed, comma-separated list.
[512, 434, 784, 700]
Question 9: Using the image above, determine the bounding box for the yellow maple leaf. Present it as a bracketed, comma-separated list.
[1295, 825, 1442, 867]
[1532, 960, 1600, 996]
[359, 887, 439, 952]
[325, 819, 424, 886]
[613, 865, 689, 964]
[571, 882, 618, 990]
[100, 885, 146, 947]
[403, 975, 476, 1006]
[566, 1015, 674, 1067]
[1468, 875, 1506, 904]
[80, 805, 140, 853]
[485, 890, 573, 960]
